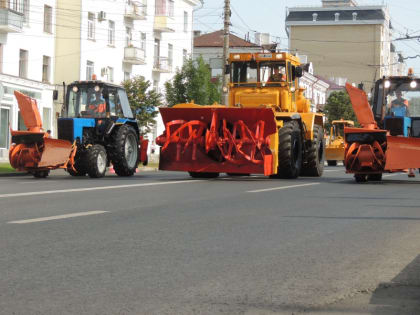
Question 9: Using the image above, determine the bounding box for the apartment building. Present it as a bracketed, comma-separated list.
[0, 0, 56, 160]
[286, 0, 405, 93]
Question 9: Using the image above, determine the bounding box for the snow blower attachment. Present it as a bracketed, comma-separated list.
[157, 52, 325, 178]
[9, 91, 75, 178]
[344, 74, 420, 182]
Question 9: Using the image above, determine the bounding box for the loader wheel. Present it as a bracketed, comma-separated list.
[32, 170, 50, 178]
[327, 160, 337, 166]
[368, 173, 382, 181]
[354, 174, 368, 183]
[301, 125, 325, 177]
[275, 120, 302, 179]
[109, 125, 139, 177]
[188, 172, 219, 179]
[86, 144, 107, 178]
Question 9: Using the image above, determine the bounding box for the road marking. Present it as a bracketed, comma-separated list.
[0, 179, 203, 199]
[20, 181, 58, 184]
[8, 211, 109, 224]
[247, 183, 320, 193]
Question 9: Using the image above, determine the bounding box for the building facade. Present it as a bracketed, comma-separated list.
[286, 0, 405, 93]
[0, 0, 56, 160]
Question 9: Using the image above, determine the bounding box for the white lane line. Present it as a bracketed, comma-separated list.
[247, 183, 320, 193]
[20, 181, 58, 184]
[8, 211, 109, 224]
[0, 179, 203, 199]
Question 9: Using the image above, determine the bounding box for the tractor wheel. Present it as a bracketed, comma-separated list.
[274, 120, 302, 179]
[86, 144, 107, 178]
[226, 173, 250, 177]
[67, 152, 87, 176]
[368, 173, 382, 181]
[301, 125, 325, 176]
[32, 170, 50, 178]
[327, 160, 337, 166]
[354, 174, 368, 183]
[109, 125, 139, 177]
[189, 172, 219, 178]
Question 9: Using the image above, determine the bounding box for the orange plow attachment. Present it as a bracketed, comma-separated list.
[156, 107, 277, 175]
[384, 136, 420, 170]
[9, 91, 75, 173]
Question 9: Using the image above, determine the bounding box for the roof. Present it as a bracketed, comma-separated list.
[286, 8, 385, 22]
[194, 30, 260, 48]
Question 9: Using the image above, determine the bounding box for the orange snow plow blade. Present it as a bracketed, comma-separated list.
[156, 106, 277, 175]
[385, 136, 420, 170]
[9, 91, 75, 172]
[345, 83, 377, 129]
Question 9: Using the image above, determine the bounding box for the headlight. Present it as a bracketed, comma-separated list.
[410, 80, 417, 88]
[384, 80, 391, 88]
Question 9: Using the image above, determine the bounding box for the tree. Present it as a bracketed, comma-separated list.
[122, 76, 162, 135]
[324, 91, 358, 129]
[165, 56, 221, 107]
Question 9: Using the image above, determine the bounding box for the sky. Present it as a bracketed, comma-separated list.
[193, 0, 420, 75]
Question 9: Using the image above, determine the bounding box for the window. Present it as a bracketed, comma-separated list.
[183, 49, 187, 64]
[0, 108, 9, 149]
[312, 13, 318, 21]
[108, 67, 114, 82]
[334, 12, 340, 21]
[168, 43, 173, 70]
[108, 89, 123, 117]
[18, 112, 26, 130]
[86, 60, 94, 80]
[184, 11, 188, 32]
[42, 107, 51, 133]
[42, 55, 50, 83]
[125, 27, 132, 47]
[88, 12, 95, 40]
[168, 0, 174, 17]
[19, 49, 28, 78]
[140, 32, 146, 52]
[352, 12, 358, 21]
[23, 0, 29, 24]
[108, 20, 115, 46]
[43, 5, 52, 33]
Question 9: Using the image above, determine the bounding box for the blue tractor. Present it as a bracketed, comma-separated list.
[57, 80, 146, 178]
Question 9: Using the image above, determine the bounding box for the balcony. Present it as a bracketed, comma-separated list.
[154, 15, 175, 32]
[153, 57, 172, 73]
[124, 46, 146, 65]
[0, 8, 23, 33]
[125, 0, 146, 20]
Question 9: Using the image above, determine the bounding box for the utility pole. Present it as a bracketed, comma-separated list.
[221, 0, 230, 105]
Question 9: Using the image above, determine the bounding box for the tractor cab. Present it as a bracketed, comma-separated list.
[372, 76, 420, 137]
[64, 81, 134, 120]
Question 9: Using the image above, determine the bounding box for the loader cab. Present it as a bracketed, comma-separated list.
[64, 81, 134, 119]
[372, 77, 420, 136]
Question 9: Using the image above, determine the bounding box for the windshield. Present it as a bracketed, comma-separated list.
[231, 61, 287, 86]
[375, 79, 420, 118]
[67, 85, 106, 118]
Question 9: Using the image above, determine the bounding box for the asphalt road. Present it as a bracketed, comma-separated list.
[1, 167, 420, 314]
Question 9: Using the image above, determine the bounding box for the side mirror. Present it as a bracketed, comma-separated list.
[295, 67, 303, 78]
[53, 90, 58, 100]
[224, 64, 230, 75]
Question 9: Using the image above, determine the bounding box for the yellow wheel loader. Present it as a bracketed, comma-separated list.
[325, 119, 354, 166]
[156, 52, 325, 178]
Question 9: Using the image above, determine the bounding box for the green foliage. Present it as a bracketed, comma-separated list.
[122, 76, 162, 135]
[165, 56, 221, 107]
[324, 91, 358, 129]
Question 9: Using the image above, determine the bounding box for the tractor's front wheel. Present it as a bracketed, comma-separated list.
[110, 125, 139, 177]
[275, 120, 302, 179]
[301, 125, 325, 176]
[67, 152, 87, 176]
[86, 144, 107, 178]
[32, 170, 50, 178]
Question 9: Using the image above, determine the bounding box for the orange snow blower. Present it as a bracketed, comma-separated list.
[157, 52, 325, 178]
[9, 91, 75, 178]
[344, 73, 420, 182]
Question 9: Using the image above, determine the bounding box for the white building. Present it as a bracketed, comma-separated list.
[0, 0, 56, 161]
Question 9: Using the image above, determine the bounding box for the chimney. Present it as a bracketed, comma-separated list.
[322, 0, 357, 7]
[193, 30, 202, 38]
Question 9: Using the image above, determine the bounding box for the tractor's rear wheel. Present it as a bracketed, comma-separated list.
[109, 125, 139, 177]
[86, 144, 107, 178]
[189, 172, 219, 178]
[32, 170, 50, 178]
[301, 125, 325, 176]
[327, 160, 337, 166]
[274, 120, 302, 179]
